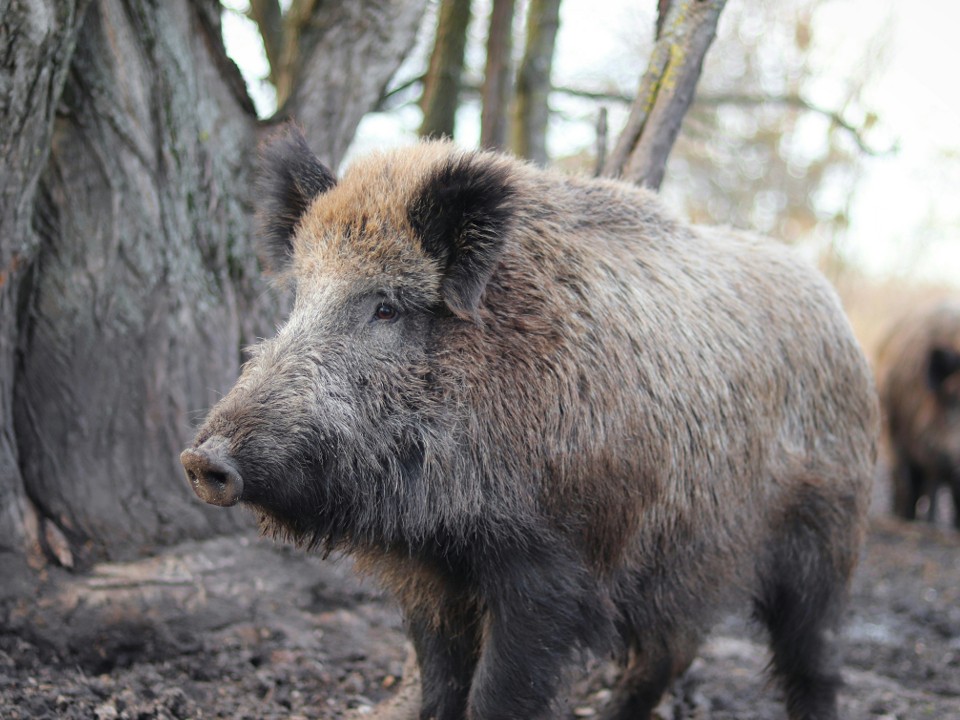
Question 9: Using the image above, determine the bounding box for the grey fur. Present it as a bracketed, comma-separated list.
[183, 135, 879, 720]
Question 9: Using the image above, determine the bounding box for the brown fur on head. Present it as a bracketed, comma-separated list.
[257, 126, 517, 322]
[184, 124, 879, 720]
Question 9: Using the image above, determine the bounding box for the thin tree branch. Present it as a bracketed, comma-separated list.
[375, 74, 427, 111]
[696, 93, 898, 155]
[553, 85, 632, 103]
[374, 76, 894, 158]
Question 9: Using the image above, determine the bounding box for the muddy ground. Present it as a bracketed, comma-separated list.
[1, 481, 959, 720]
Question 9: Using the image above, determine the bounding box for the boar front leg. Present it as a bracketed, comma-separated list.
[407, 595, 483, 720]
[468, 548, 607, 720]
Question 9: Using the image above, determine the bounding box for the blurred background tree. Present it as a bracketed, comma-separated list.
[345, 0, 956, 341]
[363, 0, 893, 264]
[660, 0, 891, 272]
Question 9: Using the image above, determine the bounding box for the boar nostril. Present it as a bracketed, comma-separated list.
[205, 470, 228, 487]
[180, 440, 244, 508]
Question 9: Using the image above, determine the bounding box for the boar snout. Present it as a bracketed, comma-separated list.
[181, 436, 243, 507]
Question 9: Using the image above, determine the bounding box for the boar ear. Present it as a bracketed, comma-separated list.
[256, 124, 337, 273]
[408, 154, 515, 319]
[928, 346, 960, 392]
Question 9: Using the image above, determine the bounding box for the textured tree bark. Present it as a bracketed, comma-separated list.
[0, 0, 93, 589]
[418, 0, 472, 140]
[0, 0, 426, 595]
[282, 0, 428, 168]
[12, 0, 265, 570]
[603, 0, 726, 189]
[510, 0, 561, 165]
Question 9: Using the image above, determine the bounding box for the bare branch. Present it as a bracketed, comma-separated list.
[373, 74, 891, 159]
[376, 74, 427, 111]
[604, 0, 727, 189]
[696, 93, 899, 156]
[274, 0, 314, 109]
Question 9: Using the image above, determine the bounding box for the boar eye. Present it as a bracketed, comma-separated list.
[373, 303, 399, 322]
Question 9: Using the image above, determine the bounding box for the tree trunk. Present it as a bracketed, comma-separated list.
[510, 0, 561, 164]
[603, 0, 726, 189]
[479, 0, 516, 150]
[0, 0, 94, 590]
[0, 0, 425, 599]
[11, 0, 266, 575]
[418, 0, 472, 140]
[279, 0, 427, 168]
[248, 0, 283, 86]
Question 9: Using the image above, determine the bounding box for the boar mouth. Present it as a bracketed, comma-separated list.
[180, 437, 244, 507]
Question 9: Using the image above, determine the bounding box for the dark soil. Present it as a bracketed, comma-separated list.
[2, 491, 959, 719]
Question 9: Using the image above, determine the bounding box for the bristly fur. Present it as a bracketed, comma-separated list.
[187, 136, 880, 720]
[408, 154, 516, 319]
[256, 124, 337, 273]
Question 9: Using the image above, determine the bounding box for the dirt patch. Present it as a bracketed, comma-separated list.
[1, 516, 959, 719]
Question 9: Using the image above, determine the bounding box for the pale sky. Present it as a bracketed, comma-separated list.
[222, 0, 960, 287]
[826, 0, 960, 283]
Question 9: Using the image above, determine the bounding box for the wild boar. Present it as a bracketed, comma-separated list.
[181, 126, 878, 720]
[876, 300, 960, 527]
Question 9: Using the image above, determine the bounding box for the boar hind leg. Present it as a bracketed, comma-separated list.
[599, 640, 696, 720]
[758, 584, 842, 720]
[755, 490, 855, 720]
[952, 477, 960, 529]
[891, 456, 924, 521]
